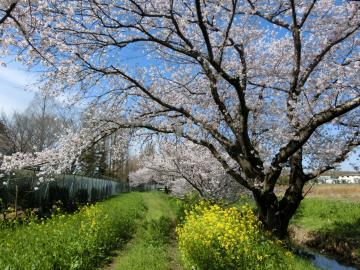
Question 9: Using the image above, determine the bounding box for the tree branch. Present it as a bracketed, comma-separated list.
[272, 96, 360, 167]
[0, 2, 17, 25]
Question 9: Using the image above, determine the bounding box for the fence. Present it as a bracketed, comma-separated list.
[0, 173, 129, 215]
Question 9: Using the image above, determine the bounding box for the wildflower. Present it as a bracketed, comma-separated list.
[285, 251, 293, 257]
[177, 201, 293, 269]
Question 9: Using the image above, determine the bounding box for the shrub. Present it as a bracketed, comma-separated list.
[0, 192, 145, 270]
[176, 201, 297, 270]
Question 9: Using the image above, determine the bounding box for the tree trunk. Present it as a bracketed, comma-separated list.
[252, 149, 307, 239]
[253, 188, 303, 239]
[253, 174, 305, 239]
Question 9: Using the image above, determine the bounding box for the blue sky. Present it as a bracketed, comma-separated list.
[0, 61, 37, 115]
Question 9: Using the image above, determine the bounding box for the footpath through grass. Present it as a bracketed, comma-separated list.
[4, 190, 349, 269]
[109, 191, 183, 270]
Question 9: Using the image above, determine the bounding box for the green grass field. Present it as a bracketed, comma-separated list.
[292, 198, 360, 233]
[291, 197, 360, 267]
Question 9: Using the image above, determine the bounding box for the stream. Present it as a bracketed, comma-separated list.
[296, 249, 358, 270]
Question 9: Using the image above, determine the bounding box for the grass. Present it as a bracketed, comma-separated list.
[143, 191, 178, 221]
[112, 191, 183, 270]
[0, 193, 145, 270]
[292, 198, 360, 233]
[110, 192, 316, 269]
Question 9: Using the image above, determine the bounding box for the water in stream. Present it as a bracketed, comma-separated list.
[297, 249, 358, 270]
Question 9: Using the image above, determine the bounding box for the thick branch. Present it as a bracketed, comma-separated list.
[0, 2, 17, 25]
[195, 0, 214, 61]
[272, 96, 360, 167]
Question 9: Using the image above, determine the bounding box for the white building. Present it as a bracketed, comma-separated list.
[338, 175, 360, 184]
[317, 174, 360, 184]
[318, 175, 338, 184]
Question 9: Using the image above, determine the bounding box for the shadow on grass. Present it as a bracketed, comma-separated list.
[290, 199, 360, 268]
[328, 218, 360, 240]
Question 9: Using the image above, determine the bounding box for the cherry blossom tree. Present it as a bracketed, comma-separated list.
[0, 0, 359, 237]
[130, 139, 244, 201]
[0, 1, 17, 25]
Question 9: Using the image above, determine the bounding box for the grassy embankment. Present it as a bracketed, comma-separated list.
[273, 183, 360, 266]
[0, 192, 145, 270]
[233, 184, 360, 267]
[2, 188, 356, 269]
[290, 195, 360, 267]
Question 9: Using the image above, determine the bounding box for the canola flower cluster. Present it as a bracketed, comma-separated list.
[176, 201, 295, 270]
[0, 193, 145, 270]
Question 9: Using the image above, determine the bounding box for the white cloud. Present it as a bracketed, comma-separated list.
[0, 64, 38, 115]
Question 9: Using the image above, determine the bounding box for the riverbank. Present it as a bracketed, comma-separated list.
[290, 198, 360, 268]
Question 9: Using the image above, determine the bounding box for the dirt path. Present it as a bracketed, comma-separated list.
[102, 192, 183, 270]
[167, 239, 184, 270]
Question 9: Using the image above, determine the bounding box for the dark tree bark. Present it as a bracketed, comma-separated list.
[253, 150, 307, 238]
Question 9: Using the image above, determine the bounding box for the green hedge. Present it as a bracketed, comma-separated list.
[0, 193, 145, 270]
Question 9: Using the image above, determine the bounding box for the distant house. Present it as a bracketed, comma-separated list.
[317, 175, 338, 184]
[338, 175, 360, 184]
[317, 173, 360, 184]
